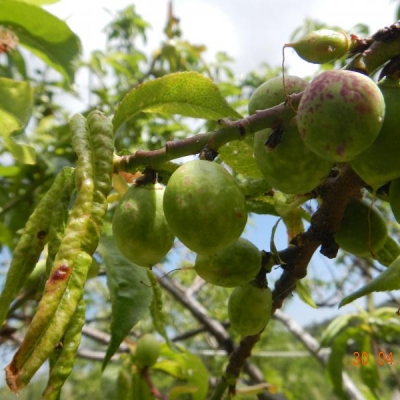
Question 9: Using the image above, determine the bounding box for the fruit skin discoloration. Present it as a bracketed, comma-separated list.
[297, 70, 385, 162]
[249, 76, 332, 194]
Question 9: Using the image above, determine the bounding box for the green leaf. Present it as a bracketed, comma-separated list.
[0, 77, 33, 132]
[246, 196, 278, 216]
[178, 351, 209, 400]
[373, 236, 400, 267]
[4, 137, 36, 164]
[236, 383, 276, 397]
[295, 280, 317, 308]
[112, 71, 242, 132]
[147, 270, 173, 347]
[320, 314, 363, 346]
[153, 359, 183, 379]
[20, 0, 59, 4]
[326, 334, 350, 400]
[0, 220, 13, 247]
[0, 0, 81, 82]
[218, 137, 263, 178]
[131, 373, 154, 400]
[99, 233, 153, 370]
[359, 335, 380, 397]
[235, 177, 271, 198]
[0, 165, 20, 176]
[155, 344, 208, 399]
[270, 217, 282, 262]
[340, 256, 400, 307]
[169, 386, 199, 400]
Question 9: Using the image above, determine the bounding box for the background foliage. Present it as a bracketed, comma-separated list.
[1, 1, 400, 399]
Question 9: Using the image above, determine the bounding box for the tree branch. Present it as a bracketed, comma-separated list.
[113, 94, 301, 173]
[272, 165, 365, 311]
[158, 274, 233, 352]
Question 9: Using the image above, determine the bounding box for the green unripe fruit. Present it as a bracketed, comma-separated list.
[285, 29, 350, 64]
[351, 78, 400, 189]
[248, 76, 308, 115]
[249, 75, 331, 193]
[163, 160, 247, 255]
[334, 198, 388, 257]
[228, 282, 272, 336]
[112, 183, 175, 268]
[389, 178, 400, 224]
[135, 334, 161, 368]
[297, 70, 385, 162]
[194, 238, 261, 287]
[254, 123, 332, 194]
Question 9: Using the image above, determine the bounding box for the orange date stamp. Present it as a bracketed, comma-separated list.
[352, 351, 399, 367]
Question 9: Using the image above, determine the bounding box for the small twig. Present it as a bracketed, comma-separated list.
[113, 95, 301, 173]
[141, 367, 166, 400]
[81, 325, 130, 352]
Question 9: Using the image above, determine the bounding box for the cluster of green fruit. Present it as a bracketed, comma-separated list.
[112, 159, 272, 336]
[249, 44, 400, 258]
[112, 29, 400, 338]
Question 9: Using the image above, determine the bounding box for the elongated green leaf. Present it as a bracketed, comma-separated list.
[0, 0, 81, 82]
[326, 334, 349, 400]
[340, 256, 400, 307]
[295, 280, 317, 308]
[112, 71, 242, 132]
[5, 252, 91, 392]
[359, 335, 380, 397]
[270, 217, 282, 262]
[0, 167, 74, 328]
[147, 270, 172, 347]
[100, 233, 153, 370]
[42, 299, 85, 400]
